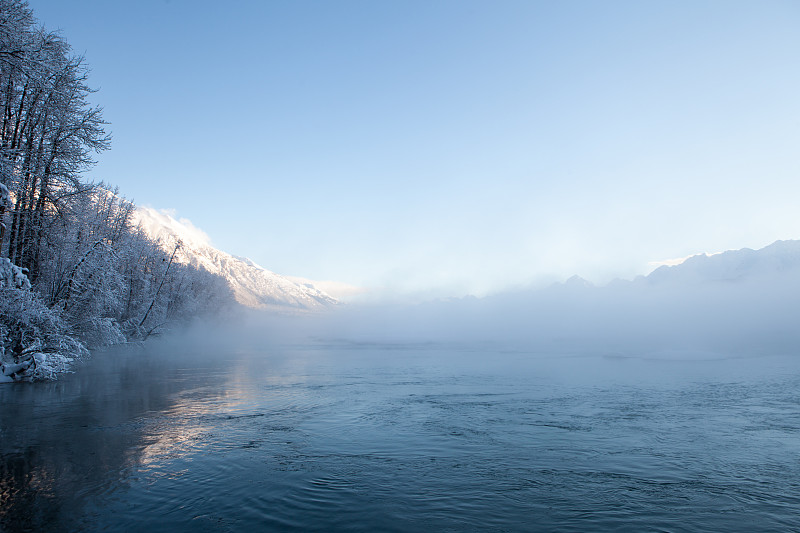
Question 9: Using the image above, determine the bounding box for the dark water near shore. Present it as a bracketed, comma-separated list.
[2, 340, 800, 532]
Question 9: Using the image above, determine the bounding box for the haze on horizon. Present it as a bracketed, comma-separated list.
[30, 0, 800, 299]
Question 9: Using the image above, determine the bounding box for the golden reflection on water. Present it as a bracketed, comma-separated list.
[136, 395, 223, 468]
[0, 345, 279, 531]
[135, 353, 272, 469]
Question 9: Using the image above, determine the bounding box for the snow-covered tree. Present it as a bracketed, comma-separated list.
[0, 2, 238, 380]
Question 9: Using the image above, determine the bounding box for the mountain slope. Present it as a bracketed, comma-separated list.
[643, 240, 800, 285]
[132, 207, 337, 311]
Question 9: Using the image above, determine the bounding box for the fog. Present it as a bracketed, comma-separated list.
[171, 262, 800, 363]
[6, 251, 800, 532]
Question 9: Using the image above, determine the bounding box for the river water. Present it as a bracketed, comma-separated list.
[1, 337, 800, 532]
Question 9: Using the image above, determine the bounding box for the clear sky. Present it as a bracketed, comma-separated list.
[28, 0, 800, 299]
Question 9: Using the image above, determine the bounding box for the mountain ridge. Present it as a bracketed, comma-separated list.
[132, 207, 338, 311]
[640, 239, 800, 286]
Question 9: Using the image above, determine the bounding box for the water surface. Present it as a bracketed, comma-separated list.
[2, 340, 799, 531]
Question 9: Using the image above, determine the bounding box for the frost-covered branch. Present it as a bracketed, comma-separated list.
[0, 0, 237, 381]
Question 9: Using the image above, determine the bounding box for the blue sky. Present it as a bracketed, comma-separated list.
[30, 0, 800, 298]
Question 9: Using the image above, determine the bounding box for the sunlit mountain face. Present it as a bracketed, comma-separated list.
[132, 207, 338, 311]
[641, 240, 800, 285]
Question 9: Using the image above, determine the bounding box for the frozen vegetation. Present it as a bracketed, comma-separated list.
[0, 1, 240, 381]
[2, 0, 797, 383]
[0, 1, 341, 382]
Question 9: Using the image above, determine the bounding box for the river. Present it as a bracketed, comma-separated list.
[1, 336, 799, 531]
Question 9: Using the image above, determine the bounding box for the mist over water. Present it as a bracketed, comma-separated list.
[4, 0, 799, 528]
[285, 262, 800, 358]
[2, 268, 799, 531]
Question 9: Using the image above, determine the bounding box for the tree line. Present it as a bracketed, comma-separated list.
[0, 0, 235, 380]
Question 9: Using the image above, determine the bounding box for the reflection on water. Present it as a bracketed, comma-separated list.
[0, 448, 59, 530]
[1, 340, 800, 531]
[0, 343, 232, 532]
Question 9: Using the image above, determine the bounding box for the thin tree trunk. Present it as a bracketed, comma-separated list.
[139, 242, 180, 329]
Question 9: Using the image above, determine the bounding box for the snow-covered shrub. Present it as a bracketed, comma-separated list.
[74, 316, 126, 348]
[0, 258, 31, 290]
[0, 285, 87, 382]
[0, 3, 237, 381]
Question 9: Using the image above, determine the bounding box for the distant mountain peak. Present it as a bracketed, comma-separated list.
[644, 240, 800, 285]
[564, 275, 593, 288]
[131, 207, 338, 311]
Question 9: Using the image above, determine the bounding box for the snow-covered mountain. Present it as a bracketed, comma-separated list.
[642, 240, 800, 286]
[131, 207, 338, 311]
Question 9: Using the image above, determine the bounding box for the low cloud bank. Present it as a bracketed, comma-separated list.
[174, 240, 800, 359]
[179, 269, 798, 360]
[314, 273, 798, 357]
